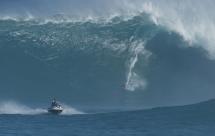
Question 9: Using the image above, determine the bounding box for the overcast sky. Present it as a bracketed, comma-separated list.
[0, 0, 118, 17]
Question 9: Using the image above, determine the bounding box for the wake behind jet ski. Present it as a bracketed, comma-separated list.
[48, 98, 63, 114]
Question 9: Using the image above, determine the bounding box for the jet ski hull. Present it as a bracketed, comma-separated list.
[48, 99, 63, 114]
[48, 109, 63, 114]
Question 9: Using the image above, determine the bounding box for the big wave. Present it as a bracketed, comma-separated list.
[1, 0, 215, 109]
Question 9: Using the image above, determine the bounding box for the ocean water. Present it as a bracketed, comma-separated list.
[1, 100, 215, 136]
[1, 13, 215, 108]
[1, 0, 215, 135]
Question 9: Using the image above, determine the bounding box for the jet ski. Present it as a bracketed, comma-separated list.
[48, 98, 63, 114]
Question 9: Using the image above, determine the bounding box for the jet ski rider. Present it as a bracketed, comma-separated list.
[51, 98, 58, 107]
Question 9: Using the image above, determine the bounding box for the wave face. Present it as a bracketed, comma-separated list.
[1, 0, 215, 110]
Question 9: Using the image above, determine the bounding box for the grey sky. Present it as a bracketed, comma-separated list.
[0, 0, 116, 16]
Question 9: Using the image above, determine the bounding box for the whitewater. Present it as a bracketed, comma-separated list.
[1, 0, 215, 135]
[0, 101, 83, 115]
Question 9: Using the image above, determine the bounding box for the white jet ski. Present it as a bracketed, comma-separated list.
[48, 98, 63, 114]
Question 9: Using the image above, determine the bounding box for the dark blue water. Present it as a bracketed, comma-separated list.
[1, 5, 215, 135]
[1, 100, 215, 136]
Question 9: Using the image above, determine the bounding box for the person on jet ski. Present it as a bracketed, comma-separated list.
[51, 98, 58, 107]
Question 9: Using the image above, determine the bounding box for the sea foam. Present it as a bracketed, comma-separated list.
[0, 101, 83, 115]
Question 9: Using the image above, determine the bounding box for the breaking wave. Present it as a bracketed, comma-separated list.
[1, 0, 215, 109]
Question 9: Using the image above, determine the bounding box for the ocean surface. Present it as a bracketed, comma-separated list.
[1, 99, 215, 136]
[1, 0, 215, 135]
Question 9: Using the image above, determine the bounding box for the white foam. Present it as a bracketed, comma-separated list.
[2, 0, 214, 57]
[125, 40, 151, 91]
[0, 101, 47, 115]
[60, 104, 84, 115]
[133, 0, 215, 59]
[0, 101, 83, 115]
